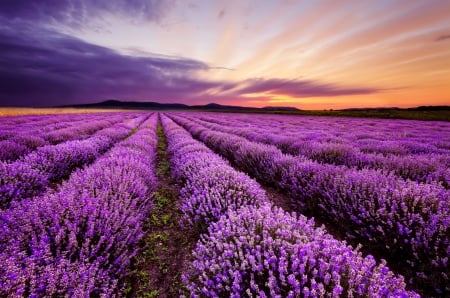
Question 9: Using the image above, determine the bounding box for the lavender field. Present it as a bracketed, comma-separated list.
[1, 111, 448, 297]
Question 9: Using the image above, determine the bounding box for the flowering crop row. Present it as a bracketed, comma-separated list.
[170, 114, 449, 295]
[0, 114, 148, 209]
[191, 113, 450, 155]
[0, 113, 109, 136]
[184, 114, 450, 186]
[42, 116, 125, 145]
[161, 114, 268, 231]
[0, 112, 133, 142]
[0, 114, 158, 296]
[161, 114, 416, 297]
[0, 113, 134, 162]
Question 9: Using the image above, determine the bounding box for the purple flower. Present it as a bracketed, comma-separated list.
[183, 204, 417, 297]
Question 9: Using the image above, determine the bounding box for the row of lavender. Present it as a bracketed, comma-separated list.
[0, 112, 128, 132]
[0, 114, 148, 209]
[185, 113, 450, 186]
[0, 114, 158, 296]
[0, 113, 97, 132]
[161, 114, 417, 297]
[192, 113, 450, 155]
[169, 114, 449, 295]
[0, 112, 138, 162]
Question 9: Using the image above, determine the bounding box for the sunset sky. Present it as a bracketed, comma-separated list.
[1, 0, 449, 109]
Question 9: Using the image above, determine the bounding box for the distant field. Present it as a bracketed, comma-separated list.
[208, 108, 450, 122]
[0, 107, 126, 116]
[292, 108, 450, 121]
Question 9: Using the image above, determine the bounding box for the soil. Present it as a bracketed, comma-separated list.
[126, 120, 197, 297]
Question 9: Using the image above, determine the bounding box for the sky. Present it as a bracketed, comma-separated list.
[0, 0, 449, 109]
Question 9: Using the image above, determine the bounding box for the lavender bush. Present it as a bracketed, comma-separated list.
[170, 113, 449, 295]
[0, 114, 158, 296]
[0, 161, 46, 208]
[183, 204, 418, 297]
[0, 113, 136, 162]
[179, 165, 267, 229]
[162, 115, 268, 231]
[182, 113, 450, 186]
[0, 115, 145, 208]
[0, 140, 30, 162]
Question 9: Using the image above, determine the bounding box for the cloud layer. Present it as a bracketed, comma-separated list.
[0, 0, 172, 26]
[0, 20, 381, 107]
[0, 1, 392, 107]
[237, 78, 378, 98]
[0, 22, 211, 106]
[0, 1, 449, 108]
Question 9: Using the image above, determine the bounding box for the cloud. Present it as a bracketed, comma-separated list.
[236, 78, 378, 97]
[435, 34, 450, 42]
[0, 19, 381, 107]
[0, 23, 215, 106]
[218, 8, 226, 19]
[0, 0, 174, 27]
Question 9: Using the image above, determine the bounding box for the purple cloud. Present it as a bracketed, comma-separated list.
[218, 9, 226, 20]
[236, 78, 378, 97]
[0, 22, 216, 106]
[0, 0, 173, 26]
[0, 16, 382, 107]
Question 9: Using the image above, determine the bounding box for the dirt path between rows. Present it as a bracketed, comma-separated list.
[126, 119, 197, 297]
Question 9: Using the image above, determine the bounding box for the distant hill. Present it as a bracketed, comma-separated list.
[64, 100, 301, 112]
[61, 100, 449, 121]
[69, 100, 189, 110]
[261, 106, 300, 111]
[408, 105, 450, 111]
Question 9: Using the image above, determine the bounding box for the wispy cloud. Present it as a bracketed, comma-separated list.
[218, 8, 226, 19]
[209, 66, 236, 71]
[0, 0, 448, 109]
[0, 23, 212, 106]
[236, 78, 379, 97]
[435, 34, 450, 42]
[0, 0, 174, 27]
[0, 22, 380, 107]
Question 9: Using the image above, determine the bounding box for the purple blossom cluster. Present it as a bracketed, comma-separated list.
[161, 114, 268, 231]
[42, 119, 119, 144]
[161, 114, 415, 297]
[0, 115, 147, 208]
[0, 114, 88, 138]
[0, 113, 135, 162]
[170, 114, 450, 295]
[182, 114, 450, 187]
[0, 114, 158, 296]
[0, 140, 33, 162]
[188, 113, 450, 155]
[183, 204, 418, 297]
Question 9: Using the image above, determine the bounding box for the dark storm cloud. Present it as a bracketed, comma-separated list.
[0, 23, 217, 106]
[237, 78, 378, 97]
[0, 0, 173, 26]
